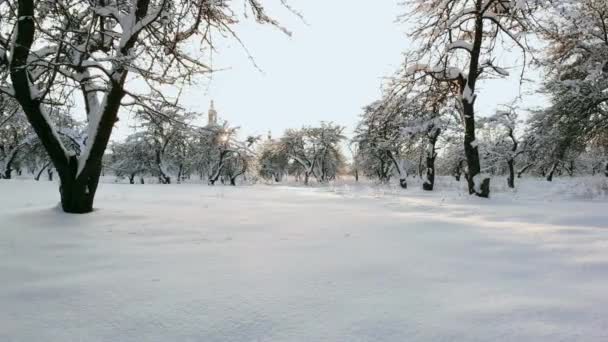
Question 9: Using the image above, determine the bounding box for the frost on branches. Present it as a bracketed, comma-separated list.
[529, 0, 608, 180]
[477, 103, 525, 188]
[400, 0, 537, 197]
[0, 0, 293, 213]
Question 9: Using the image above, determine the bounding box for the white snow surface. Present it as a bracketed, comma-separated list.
[2, 178, 608, 341]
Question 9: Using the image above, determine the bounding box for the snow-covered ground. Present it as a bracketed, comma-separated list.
[2, 178, 608, 341]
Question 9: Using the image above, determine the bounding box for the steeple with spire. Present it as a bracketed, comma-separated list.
[208, 100, 218, 126]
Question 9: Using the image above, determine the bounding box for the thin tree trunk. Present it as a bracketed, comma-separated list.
[177, 164, 183, 184]
[423, 129, 440, 191]
[517, 163, 533, 178]
[35, 162, 51, 181]
[507, 159, 515, 188]
[547, 162, 558, 182]
[418, 150, 424, 178]
[388, 152, 407, 189]
[453, 160, 463, 181]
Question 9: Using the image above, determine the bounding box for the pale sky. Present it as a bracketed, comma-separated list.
[117, 0, 546, 140]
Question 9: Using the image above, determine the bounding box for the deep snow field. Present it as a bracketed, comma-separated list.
[2, 177, 608, 341]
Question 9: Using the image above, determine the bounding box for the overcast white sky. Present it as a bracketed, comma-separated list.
[117, 0, 546, 140]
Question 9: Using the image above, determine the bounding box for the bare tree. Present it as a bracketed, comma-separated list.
[401, 0, 536, 197]
[478, 103, 525, 188]
[0, 0, 293, 213]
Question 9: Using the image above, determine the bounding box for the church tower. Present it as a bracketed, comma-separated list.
[208, 100, 218, 126]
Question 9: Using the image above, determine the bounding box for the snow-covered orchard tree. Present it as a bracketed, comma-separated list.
[395, 78, 457, 191]
[257, 139, 289, 182]
[437, 136, 467, 181]
[206, 123, 240, 186]
[524, 102, 588, 181]
[0, 96, 37, 179]
[0, 0, 294, 213]
[347, 142, 361, 182]
[530, 0, 608, 181]
[590, 132, 608, 177]
[354, 101, 410, 188]
[306, 123, 346, 183]
[478, 103, 525, 188]
[109, 133, 154, 184]
[136, 102, 197, 184]
[220, 136, 259, 186]
[279, 123, 346, 185]
[401, 0, 537, 197]
[20, 144, 52, 181]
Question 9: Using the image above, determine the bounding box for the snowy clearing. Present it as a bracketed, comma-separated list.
[2, 178, 608, 341]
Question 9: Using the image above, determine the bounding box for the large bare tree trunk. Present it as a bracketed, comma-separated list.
[460, 4, 489, 198]
[9, 0, 149, 213]
[57, 156, 101, 213]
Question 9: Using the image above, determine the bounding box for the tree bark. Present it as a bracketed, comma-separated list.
[453, 160, 463, 181]
[2, 167, 11, 179]
[460, 1, 489, 198]
[423, 128, 440, 191]
[418, 151, 424, 178]
[57, 156, 101, 214]
[388, 151, 406, 190]
[9, 0, 150, 213]
[177, 164, 183, 184]
[507, 159, 515, 188]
